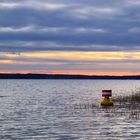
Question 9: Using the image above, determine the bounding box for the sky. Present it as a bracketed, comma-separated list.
[0, 0, 140, 75]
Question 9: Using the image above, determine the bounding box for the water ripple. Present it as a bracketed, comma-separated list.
[0, 80, 140, 139]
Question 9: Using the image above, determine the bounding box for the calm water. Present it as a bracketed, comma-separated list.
[0, 80, 140, 140]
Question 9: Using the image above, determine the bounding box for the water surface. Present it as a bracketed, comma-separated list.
[0, 80, 140, 139]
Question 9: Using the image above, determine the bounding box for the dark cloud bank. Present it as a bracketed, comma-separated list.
[0, 0, 140, 52]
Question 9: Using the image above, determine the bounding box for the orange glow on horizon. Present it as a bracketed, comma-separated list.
[1, 51, 140, 76]
[0, 70, 140, 76]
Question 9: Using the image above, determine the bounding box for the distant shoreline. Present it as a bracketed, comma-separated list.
[0, 73, 140, 79]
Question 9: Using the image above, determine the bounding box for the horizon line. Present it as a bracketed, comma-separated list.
[0, 73, 140, 77]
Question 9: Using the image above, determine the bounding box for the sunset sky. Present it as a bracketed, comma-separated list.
[0, 0, 140, 75]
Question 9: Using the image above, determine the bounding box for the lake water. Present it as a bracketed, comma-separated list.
[0, 80, 140, 140]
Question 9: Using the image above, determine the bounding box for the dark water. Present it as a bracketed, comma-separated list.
[0, 80, 140, 140]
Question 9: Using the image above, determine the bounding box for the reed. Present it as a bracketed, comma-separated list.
[113, 89, 140, 103]
[111, 89, 140, 119]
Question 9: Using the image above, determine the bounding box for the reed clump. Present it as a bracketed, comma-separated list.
[112, 89, 140, 110]
[112, 90, 140, 119]
[113, 89, 140, 103]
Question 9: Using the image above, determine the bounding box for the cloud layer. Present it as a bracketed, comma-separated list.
[0, 0, 140, 75]
[0, 0, 140, 52]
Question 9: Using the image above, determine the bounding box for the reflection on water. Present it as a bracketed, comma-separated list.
[0, 80, 140, 139]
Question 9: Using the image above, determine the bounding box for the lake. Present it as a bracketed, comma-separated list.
[0, 80, 140, 139]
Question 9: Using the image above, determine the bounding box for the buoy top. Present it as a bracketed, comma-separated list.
[102, 90, 112, 93]
[102, 89, 112, 97]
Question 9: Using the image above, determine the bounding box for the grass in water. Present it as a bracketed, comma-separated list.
[73, 90, 140, 119]
[112, 89, 140, 119]
[113, 89, 140, 104]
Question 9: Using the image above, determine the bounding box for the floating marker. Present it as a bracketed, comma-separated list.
[101, 89, 113, 106]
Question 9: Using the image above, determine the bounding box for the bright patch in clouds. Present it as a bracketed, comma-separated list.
[20, 51, 140, 61]
[0, 26, 106, 34]
[0, 1, 68, 10]
[0, 2, 19, 9]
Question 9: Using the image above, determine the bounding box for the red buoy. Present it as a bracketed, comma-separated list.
[102, 90, 112, 97]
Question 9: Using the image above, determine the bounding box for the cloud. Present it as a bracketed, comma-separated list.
[0, 40, 139, 53]
[0, 2, 19, 9]
[128, 27, 140, 33]
[0, 26, 33, 32]
[126, 0, 140, 5]
[1, 51, 140, 75]
[0, 25, 106, 34]
[1, 0, 140, 75]
[0, 26, 64, 33]
[0, 1, 68, 11]
[0, 0, 139, 53]
[70, 6, 118, 19]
